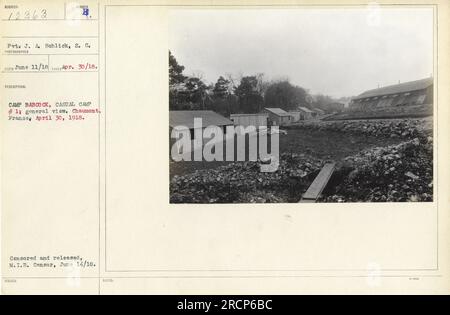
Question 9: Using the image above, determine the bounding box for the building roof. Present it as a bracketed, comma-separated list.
[354, 78, 433, 100]
[264, 108, 291, 116]
[311, 108, 325, 113]
[230, 113, 268, 117]
[297, 106, 314, 113]
[169, 110, 233, 129]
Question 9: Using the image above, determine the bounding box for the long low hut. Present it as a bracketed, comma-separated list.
[169, 110, 233, 140]
[263, 107, 293, 126]
[350, 78, 433, 110]
[229, 113, 268, 128]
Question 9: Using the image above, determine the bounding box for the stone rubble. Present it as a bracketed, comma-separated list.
[171, 118, 433, 203]
[170, 153, 324, 203]
[286, 118, 432, 140]
[319, 135, 433, 202]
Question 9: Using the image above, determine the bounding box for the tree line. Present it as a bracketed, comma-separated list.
[169, 50, 343, 116]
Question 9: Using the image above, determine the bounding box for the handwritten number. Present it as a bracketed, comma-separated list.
[7, 9, 47, 20]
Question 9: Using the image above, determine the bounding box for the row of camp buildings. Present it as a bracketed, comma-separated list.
[170, 106, 324, 134]
[230, 107, 325, 127]
[170, 78, 434, 143]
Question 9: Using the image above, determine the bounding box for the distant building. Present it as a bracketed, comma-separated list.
[312, 108, 325, 116]
[290, 106, 316, 121]
[169, 110, 233, 140]
[263, 108, 293, 126]
[230, 113, 268, 128]
[338, 98, 352, 108]
[326, 102, 345, 113]
[350, 78, 433, 110]
[288, 111, 301, 122]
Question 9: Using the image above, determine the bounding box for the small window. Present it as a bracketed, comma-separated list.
[384, 98, 394, 107]
[416, 95, 426, 104]
[394, 95, 406, 106]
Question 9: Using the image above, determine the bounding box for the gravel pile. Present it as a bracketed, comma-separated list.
[287, 118, 432, 140]
[320, 135, 433, 202]
[170, 153, 325, 203]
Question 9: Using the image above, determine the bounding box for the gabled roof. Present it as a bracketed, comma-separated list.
[354, 78, 433, 100]
[230, 113, 268, 117]
[311, 108, 325, 113]
[169, 110, 233, 129]
[264, 108, 291, 116]
[297, 106, 314, 113]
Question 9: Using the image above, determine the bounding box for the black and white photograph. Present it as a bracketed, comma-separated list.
[2, 0, 450, 296]
[169, 7, 434, 203]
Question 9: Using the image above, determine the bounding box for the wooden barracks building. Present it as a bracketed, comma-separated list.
[350, 78, 433, 110]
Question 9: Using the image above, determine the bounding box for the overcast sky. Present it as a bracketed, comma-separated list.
[169, 7, 433, 98]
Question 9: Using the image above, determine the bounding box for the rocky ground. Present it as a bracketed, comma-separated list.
[170, 118, 433, 203]
[319, 136, 433, 202]
[286, 117, 432, 139]
[170, 153, 325, 203]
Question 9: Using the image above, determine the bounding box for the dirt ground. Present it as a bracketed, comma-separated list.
[170, 128, 405, 178]
[277, 128, 404, 160]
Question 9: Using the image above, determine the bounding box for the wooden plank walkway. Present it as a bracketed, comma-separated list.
[299, 162, 336, 203]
